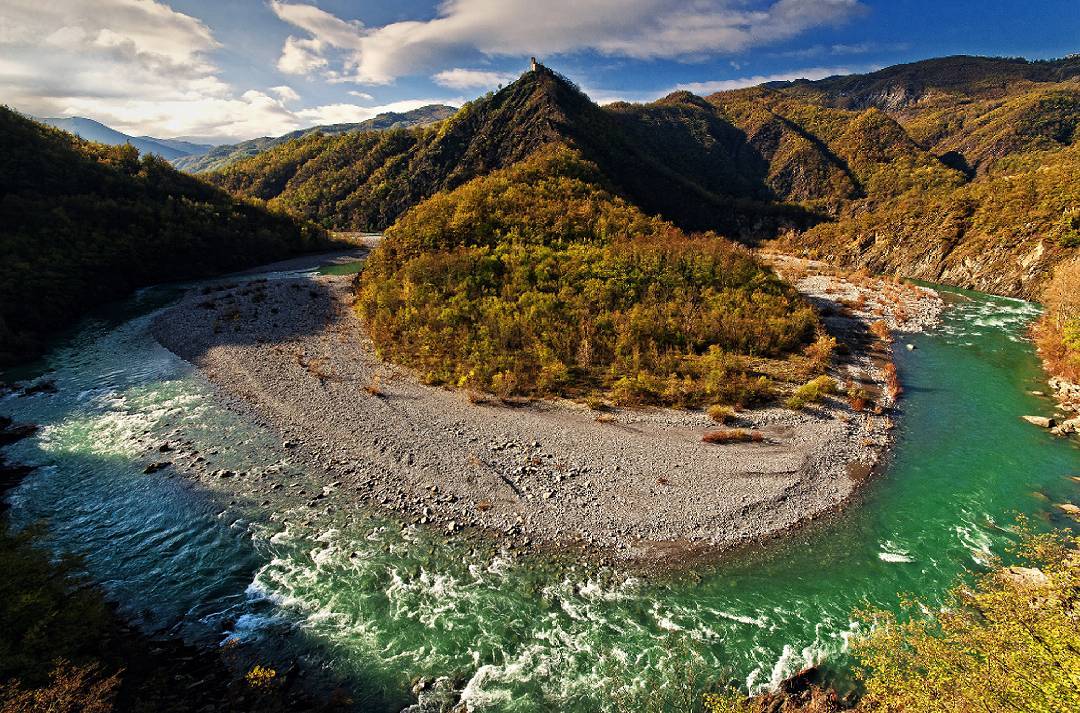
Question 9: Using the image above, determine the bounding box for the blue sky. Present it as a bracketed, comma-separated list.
[2, 1, 1077, 143]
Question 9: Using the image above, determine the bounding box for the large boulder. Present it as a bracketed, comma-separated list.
[1001, 566, 1051, 587]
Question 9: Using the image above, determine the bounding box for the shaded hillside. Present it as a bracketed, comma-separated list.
[172, 105, 456, 173]
[708, 87, 969, 209]
[0, 107, 329, 366]
[211, 66, 815, 236]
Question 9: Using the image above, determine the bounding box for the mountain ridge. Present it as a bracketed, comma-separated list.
[209, 54, 1079, 298]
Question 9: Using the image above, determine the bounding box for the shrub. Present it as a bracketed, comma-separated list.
[869, 320, 892, 342]
[805, 334, 837, 369]
[847, 385, 871, 412]
[882, 362, 902, 401]
[1034, 257, 1080, 381]
[785, 376, 838, 409]
[611, 373, 665, 407]
[245, 665, 277, 690]
[853, 526, 1080, 713]
[0, 661, 120, 713]
[583, 396, 607, 411]
[702, 429, 764, 444]
[706, 404, 736, 424]
[363, 374, 384, 396]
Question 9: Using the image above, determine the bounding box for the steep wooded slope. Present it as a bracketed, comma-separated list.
[0, 107, 328, 365]
[211, 67, 813, 236]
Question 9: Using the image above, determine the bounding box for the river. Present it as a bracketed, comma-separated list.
[2, 264, 1077, 712]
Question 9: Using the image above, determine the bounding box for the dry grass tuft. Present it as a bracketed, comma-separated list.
[364, 373, 384, 396]
[702, 429, 764, 444]
[706, 404, 736, 424]
[464, 389, 490, 405]
[870, 320, 892, 343]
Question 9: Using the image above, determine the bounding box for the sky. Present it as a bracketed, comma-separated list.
[1, 0, 1077, 144]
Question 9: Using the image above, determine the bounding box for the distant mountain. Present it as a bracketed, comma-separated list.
[137, 136, 213, 156]
[171, 105, 457, 174]
[766, 54, 1080, 112]
[37, 116, 211, 160]
[0, 108, 328, 365]
[211, 55, 1079, 298]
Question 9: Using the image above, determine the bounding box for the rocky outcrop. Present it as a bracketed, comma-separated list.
[1046, 377, 1080, 437]
[0, 416, 38, 445]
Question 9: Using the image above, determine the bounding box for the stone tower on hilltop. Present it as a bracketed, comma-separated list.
[530, 57, 539, 72]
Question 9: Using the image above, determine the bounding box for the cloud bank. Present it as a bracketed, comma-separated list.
[1, 0, 870, 141]
[271, 0, 867, 84]
[0, 0, 455, 140]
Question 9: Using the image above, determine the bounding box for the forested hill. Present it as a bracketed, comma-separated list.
[710, 55, 1080, 297]
[172, 104, 457, 174]
[0, 107, 329, 366]
[211, 55, 1079, 298]
[209, 66, 815, 237]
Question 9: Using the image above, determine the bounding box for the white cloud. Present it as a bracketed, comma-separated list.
[294, 98, 459, 126]
[277, 36, 327, 74]
[775, 41, 908, 59]
[270, 0, 867, 84]
[579, 64, 875, 105]
[348, 90, 374, 100]
[0, 0, 455, 141]
[2, 0, 219, 73]
[432, 68, 517, 90]
[270, 85, 301, 102]
[269, 1, 365, 49]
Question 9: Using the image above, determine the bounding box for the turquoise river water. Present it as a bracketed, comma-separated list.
[2, 266, 1078, 711]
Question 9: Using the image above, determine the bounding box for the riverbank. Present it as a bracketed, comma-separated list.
[149, 253, 941, 566]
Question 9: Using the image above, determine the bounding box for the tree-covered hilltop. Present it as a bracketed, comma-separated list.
[212, 55, 1078, 299]
[356, 146, 821, 407]
[0, 107, 330, 366]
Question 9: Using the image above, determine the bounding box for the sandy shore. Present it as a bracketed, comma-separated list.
[152, 253, 941, 565]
